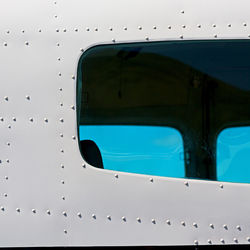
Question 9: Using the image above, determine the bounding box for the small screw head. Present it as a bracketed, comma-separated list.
[12, 117, 16, 121]
[137, 217, 141, 223]
[72, 136, 76, 140]
[107, 215, 111, 220]
[16, 208, 20, 212]
[4, 96, 8, 101]
[32, 209, 36, 213]
[138, 26, 142, 30]
[220, 238, 225, 244]
[44, 118, 48, 123]
[82, 164, 86, 168]
[77, 212, 82, 218]
[150, 178, 153, 182]
[208, 239, 212, 244]
[194, 240, 198, 245]
[26, 95, 30, 100]
[166, 220, 171, 225]
[181, 221, 185, 226]
[71, 105, 75, 110]
[234, 238, 238, 243]
[247, 237, 250, 242]
[3, 42, 7, 47]
[63, 211, 67, 216]
[61, 180, 65, 184]
[64, 229, 67, 234]
[236, 225, 241, 231]
[168, 25, 171, 29]
[220, 184, 223, 189]
[4, 193, 7, 197]
[1, 206, 5, 211]
[74, 28, 78, 32]
[115, 174, 118, 178]
[197, 24, 201, 28]
[223, 224, 228, 230]
[152, 219, 156, 224]
[184, 181, 189, 186]
[25, 41, 29, 46]
[59, 118, 64, 123]
[47, 210, 51, 215]
[0, 117, 3, 121]
[92, 214, 96, 219]
[29, 118, 33, 122]
[210, 223, 214, 229]
[72, 75, 75, 80]
[193, 222, 198, 228]
[122, 216, 126, 222]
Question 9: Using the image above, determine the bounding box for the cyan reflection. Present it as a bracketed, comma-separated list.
[79, 125, 185, 178]
[217, 127, 250, 183]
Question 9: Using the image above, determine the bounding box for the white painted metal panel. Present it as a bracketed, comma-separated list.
[0, 0, 250, 247]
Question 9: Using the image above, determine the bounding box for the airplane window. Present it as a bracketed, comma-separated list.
[79, 125, 185, 178]
[77, 40, 250, 182]
[217, 127, 250, 183]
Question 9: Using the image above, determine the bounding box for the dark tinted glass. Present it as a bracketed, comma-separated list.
[78, 40, 250, 181]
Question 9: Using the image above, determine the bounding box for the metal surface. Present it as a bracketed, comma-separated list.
[0, 0, 250, 247]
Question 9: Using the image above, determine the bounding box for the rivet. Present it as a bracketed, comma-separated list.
[62, 196, 65, 200]
[234, 238, 238, 243]
[109, 27, 113, 31]
[180, 35, 183, 39]
[72, 136, 76, 140]
[54, 15, 58, 18]
[112, 38, 116, 43]
[115, 174, 118, 178]
[38, 29, 42, 32]
[5, 176, 8, 180]
[4, 193, 7, 197]
[60, 103, 63, 107]
[6, 142, 10, 146]
[107, 215, 111, 220]
[82, 164, 86, 168]
[60, 133, 63, 137]
[16, 208, 20, 213]
[247, 237, 250, 242]
[212, 24, 216, 28]
[153, 26, 157, 30]
[123, 27, 127, 31]
[61, 164, 64, 169]
[6, 159, 9, 163]
[6, 30, 10, 34]
[61, 180, 65, 184]
[122, 216, 126, 222]
[63, 211, 67, 216]
[25, 41, 29, 46]
[166, 219, 171, 225]
[214, 34, 217, 38]
[12, 117, 16, 121]
[210, 223, 214, 229]
[208, 239, 212, 244]
[152, 219, 156, 224]
[197, 24, 201, 28]
[44, 118, 48, 123]
[71, 105, 75, 110]
[54, 1, 57, 4]
[4, 96, 8, 101]
[63, 28, 66, 32]
[145, 37, 149, 41]
[58, 72, 62, 76]
[137, 217, 141, 223]
[194, 240, 198, 245]
[138, 26, 142, 30]
[59, 118, 64, 123]
[223, 224, 228, 230]
[3, 42, 7, 47]
[228, 24, 232, 27]
[32, 209, 36, 213]
[181, 221, 186, 226]
[60, 148, 63, 153]
[193, 222, 198, 228]
[59, 88, 62, 91]
[26, 95, 30, 100]
[47, 210, 51, 215]
[243, 23, 247, 27]
[74, 28, 78, 32]
[220, 184, 223, 189]
[184, 181, 189, 186]
[21, 30, 25, 33]
[236, 225, 241, 231]
[182, 25, 186, 28]
[29, 118, 33, 122]
[57, 57, 61, 61]
[72, 75, 75, 80]
[92, 214, 96, 219]
[168, 25, 171, 29]
[0, 117, 3, 121]
[8, 125, 11, 129]
[181, 10, 185, 14]
[80, 48, 84, 52]
[220, 238, 225, 244]
[1, 206, 4, 211]
[150, 178, 153, 182]
[56, 43, 60, 47]
[94, 27, 98, 31]
[64, 229, 67, 234]
[77, 212, 82, 218]
[56, 29, 59, 32]
[86, 28, 90, 31]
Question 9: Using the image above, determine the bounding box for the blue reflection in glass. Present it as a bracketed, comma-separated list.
[217, 127, 250, 183]
[79, 125, 185, 178]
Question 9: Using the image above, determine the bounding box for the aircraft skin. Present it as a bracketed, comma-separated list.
[0, 0, 250, 247]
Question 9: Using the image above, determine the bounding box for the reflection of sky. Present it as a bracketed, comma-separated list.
[79, 125, 185, 178]
[118, 41, 250, 91]
[217, 127, 250, 183]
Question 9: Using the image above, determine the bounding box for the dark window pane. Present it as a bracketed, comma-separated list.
[77, 40, 250, 181]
